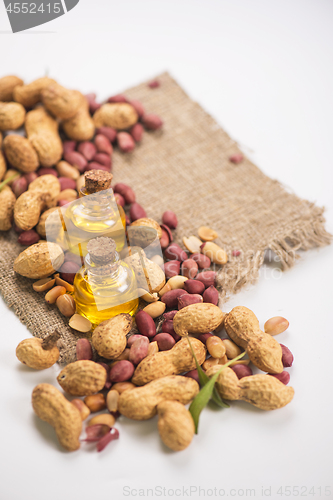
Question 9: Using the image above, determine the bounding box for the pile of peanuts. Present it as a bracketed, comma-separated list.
[1, 75, 295, 454]
[0, 74, 163, 242]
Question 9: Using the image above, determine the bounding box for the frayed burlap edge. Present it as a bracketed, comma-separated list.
[0, 72, 331, 364]
[216, 205, 331, 300]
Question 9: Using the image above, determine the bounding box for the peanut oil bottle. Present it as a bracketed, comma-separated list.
[74, 236, 139, 328]
[62, 170, 126, 256]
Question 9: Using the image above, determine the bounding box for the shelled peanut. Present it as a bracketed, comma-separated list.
[3, 74, 296, 454]
[0, 73, 163, 252]
[24, 299, 294, 452]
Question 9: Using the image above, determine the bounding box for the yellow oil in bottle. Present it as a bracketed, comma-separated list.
[63, 187, 126, 256]
[74, 237, 139, 329]
[44, 171, 126, 258]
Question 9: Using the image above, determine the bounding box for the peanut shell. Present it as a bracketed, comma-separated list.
[0, 75, 24, 101]
[173, 303, 225, 337]
[132, 337, 206, 386]
[92, 313, 133, 359]
[3, 135, 39, 173]
[0, 186, 16, 231]
[118, 375, 199, 420]
[157, 400, 195, 451]
[16, 337, 59, 369]
[125, 252, 165, 293]
[14, 191, 49, 231]
[13, 241, 64, 279]
[0, 150, 6, 181]
[42, 83, 83, 120]
[57, 360, 107, 396]
[62, 100, 95, 141]
[93, 102, 138, 130]
[0, 102, 26, 131]
[32, 383, 82, 451]
[14, 77, 56, 108]
[36, 207, 58, 238]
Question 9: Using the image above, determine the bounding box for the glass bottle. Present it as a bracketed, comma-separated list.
[74, 236, 139, 328]
[46, 170, 126, 258]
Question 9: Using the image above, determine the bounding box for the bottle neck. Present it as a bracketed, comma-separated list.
[78, 187, 118, 219]
[84, 250, 121, 282]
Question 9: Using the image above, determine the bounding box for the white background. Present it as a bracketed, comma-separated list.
[1, 1, 333, 499]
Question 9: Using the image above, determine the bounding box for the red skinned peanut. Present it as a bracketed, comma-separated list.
[269, 371, 290, 385]
[58, 177, 76, 191]
[60, 261, 80, 284]
[64, 151, 87, 173]
[127, 334, 144, 348]
[280, 344, 294, 367]
[130, 123, 144, 142]
[163, 310, 178, 321]
[229, 153, 244, 164]
[135, 310, 156, 338]
[24, 172, 38, 185]
[232, 364, 253, 379]
[130, 99, 145, 118]
[162, 210, 178, 229]
[114, 183, 136, 204]
[92, 153, 112, 168]
[18, 229, 40, 246]
[164, 243, 187, 262]
[109, 360, 134, 383]
[153, 333, 175, 351]
[62, 141, 76, 154]
[203, 285, 219, 305]
[95, 134, 113, 155]
[178, 294, 203, 309]
[184, 279, 205, 295]
[142, 113, 163, 130]
[107, 94, 128, 103]
[198, 333, 214, 345]
[161, 320, 181, 342]
[129, 337, 149, 365]
[12, 177, 28, 197]
[196, 271, 216, 288]
[181, 259, 198, 279]
[129, 203, 147, 221]
[184, 369, 200, 384]
[164, 261, 180, 279]
[96, 126, 117, 143]
[77, 142, 97, 161]
[160, 229, 170, 250]
[161, 289, 188, 309]
[191, 253, 211, 269]
[117, 132, 135, 153]
[76, 339, 93, 360]
[37, 168, 58, 177]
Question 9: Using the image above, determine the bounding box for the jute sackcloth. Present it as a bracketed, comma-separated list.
[0, 72, 331, 363]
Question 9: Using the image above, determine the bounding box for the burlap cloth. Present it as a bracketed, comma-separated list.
[0, 72, 331, 363]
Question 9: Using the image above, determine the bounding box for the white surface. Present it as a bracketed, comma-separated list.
[1, 1, 333, 499]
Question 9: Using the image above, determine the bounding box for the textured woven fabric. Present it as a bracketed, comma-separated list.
[0, 72, 330, 363]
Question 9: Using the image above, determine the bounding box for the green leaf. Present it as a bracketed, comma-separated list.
[189, 367, 224, 433]
[211, 386, 230, 408]
[186, 335, 246, 433]
[186, 336, 209, 386]
[187, 337, 234, 408]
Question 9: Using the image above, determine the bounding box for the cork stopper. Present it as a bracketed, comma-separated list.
[86, 237, 117, 265]
[84, 170, 113, 193]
